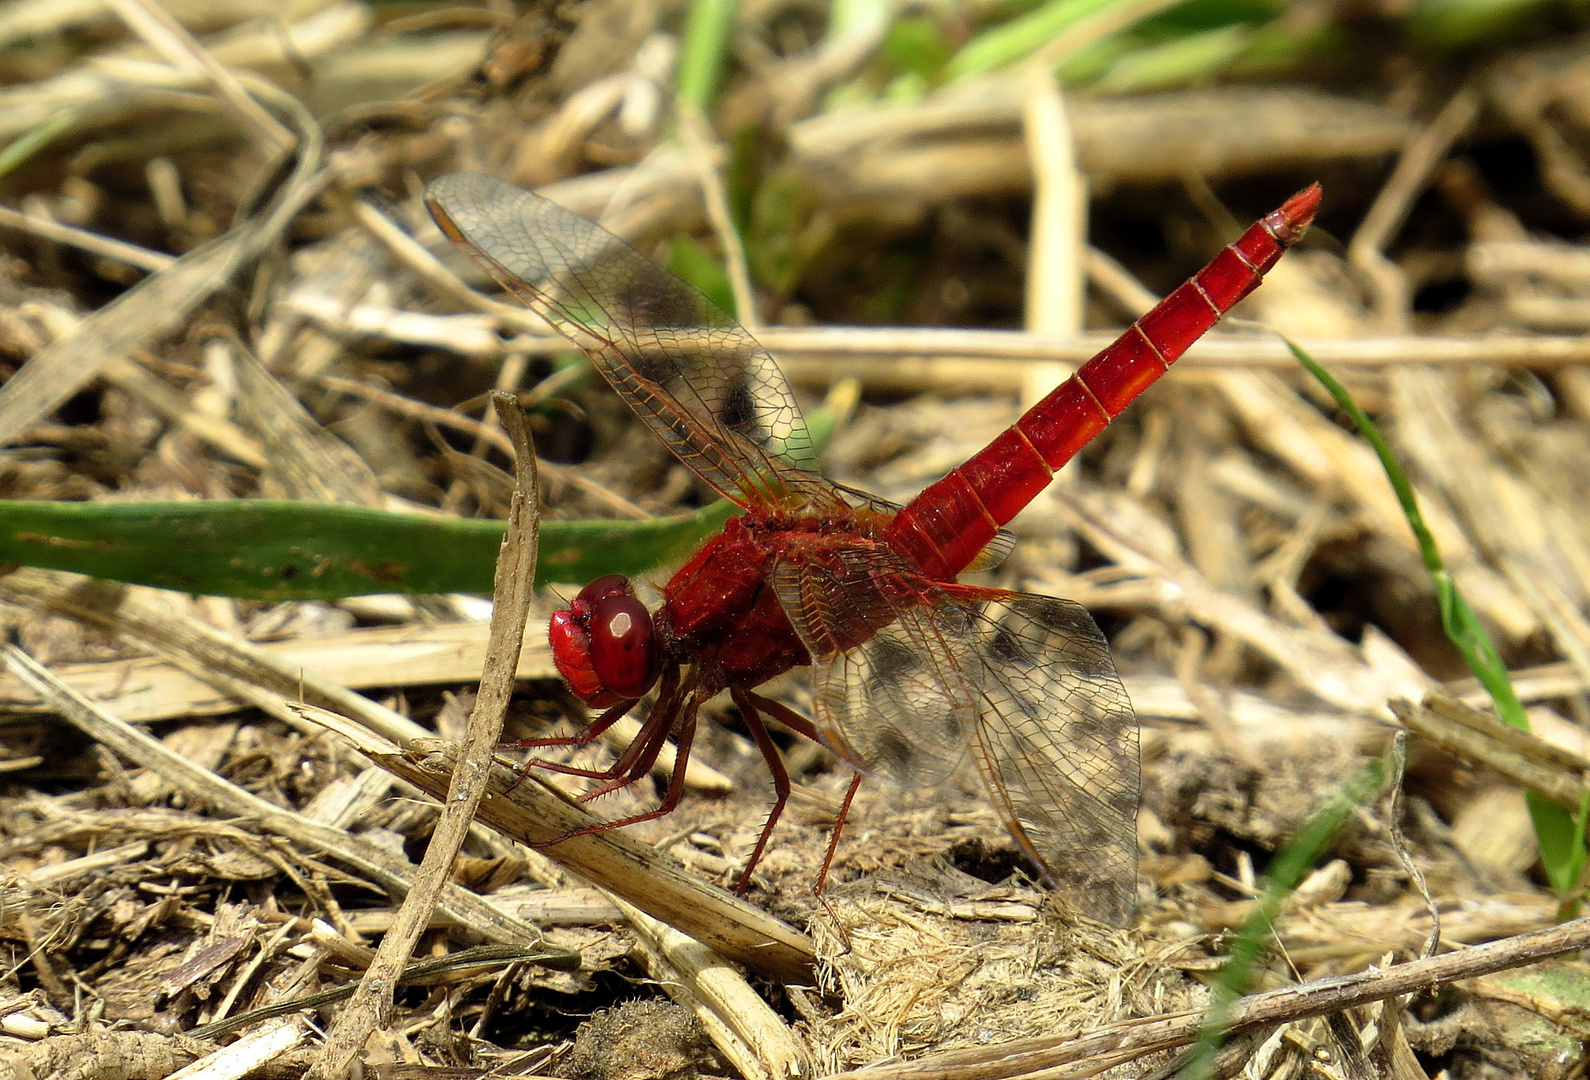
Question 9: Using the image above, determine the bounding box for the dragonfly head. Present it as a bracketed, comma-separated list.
[549, 574, 663, 707]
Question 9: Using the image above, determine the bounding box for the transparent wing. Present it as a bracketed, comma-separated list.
[963, 528, 1017, 573]
[425, 171, 836, 511]
[771, 547, 976, 784]
[946, 584, 1140, 926]
[773, 546, 1139, 924]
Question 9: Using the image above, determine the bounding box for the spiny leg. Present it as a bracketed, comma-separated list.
[500, 695, 632, 752]
[576, 682, 683, 802]
[747, 691, 823, 744]
[814, 771, 864, 942]
[749, 691, 864, 924]
[731, 688, 795, 895]
[539, 680, 705, 847]
[518, 666, 680, 783]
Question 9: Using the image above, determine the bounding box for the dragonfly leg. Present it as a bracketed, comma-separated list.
[499, 696, 632, 751]
[815, 771, 863, 896]
[575, 690, 681, 802]
[534, 682, 705, 848]
[730, 688, 793, 895]
[510, 666, 679, 783]
[745, 691, 822, 744]
[812, 771, 864, 951]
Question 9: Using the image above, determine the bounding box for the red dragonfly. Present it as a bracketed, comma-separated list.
[426, 172, 1319, 925]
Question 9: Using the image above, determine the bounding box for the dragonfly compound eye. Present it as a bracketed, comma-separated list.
[587, 594, 661, 700]
[549, 609, 621, 707]
[576, 573, 633, 607]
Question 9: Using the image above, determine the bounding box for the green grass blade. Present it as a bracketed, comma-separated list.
[1289, 338, 1587, 900]
[1181, 752, 1391, 1079]
[0, 109, 77, 180]
[677, 0, 739, 113]
[944, 0, 1128, 80]
[0, 499, 737, 601]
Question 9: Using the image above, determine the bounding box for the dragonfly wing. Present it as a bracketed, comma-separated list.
[773, 549, 1139, 923]
[945, 584, 1140, 926]
[962, 528, 1017, 573]
[426, 171, 832, 510]
[771, 548, 975, 786]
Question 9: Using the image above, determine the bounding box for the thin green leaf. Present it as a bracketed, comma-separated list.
[1090, 23, 1252, 92]
[0, 499, 736, 601]
[677, 0, 739, 113]
[1290, 338, 1586, 902]
[945, 0, 1127, 79]
[668, 236, 738, 318]
[0, 109, 77, 180]
[1181, 753, 1390, 1080]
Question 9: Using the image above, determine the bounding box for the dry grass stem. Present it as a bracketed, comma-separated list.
[312, 395, 540, 1073]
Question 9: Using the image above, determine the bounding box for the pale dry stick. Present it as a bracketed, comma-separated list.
[24, 841, 148, 888]
[0, 6, 372, 149]
[1021, 65, 1084, 349]
[0, 567, 429, 746]
[19, 300, 270, 469]
[759, 326, 1590, 383]
[1190, 369, 1540, 646]
[1083, 245, 1161, 319]
[319, 373, 516, 461]
[281, 296, 546, 357]
[1015, 63, 1085, 580]
[1391, 692, 1590, 812]
[0, 202, 175, 272]
[166, 1017, 310, 1080]
[1053, 485, 1419, 716]
[1470, 238, 1590, 287]
[1499, 293, 1590, 331]
[0, 74, 326, 445]
[114, 354, 272, 470]
[312, 395, 542, 1077]
[789, 86, 1410, 208]
[830, 915, 1590, 1080]
[1348, 87, 1482, 332]
[340, 307, 1590, 370]
[527, 75, 634, 182]
[679, 106, 759, 330]
[146, 156, 186, 231]
[321, 719, 817, 982]
[0, 1032, 206, 1080]
[613, 895, 806, 1080]
[205, 920, 302, 1038]
[101, 0, 294, 154]
[228, 337, 386, 506]
[0, 616, 724, 796]
[1382, 733, 1440, 962]
[769, 1, 890, 125]
[0, 643, 564, 952]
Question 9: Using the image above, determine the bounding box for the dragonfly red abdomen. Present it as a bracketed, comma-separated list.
[885, 183, 1322, 581]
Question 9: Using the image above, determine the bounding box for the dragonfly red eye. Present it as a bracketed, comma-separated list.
[588, 594, 661, 700]
[577, 574, 633, 607]
[549, 609, 621, 707]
